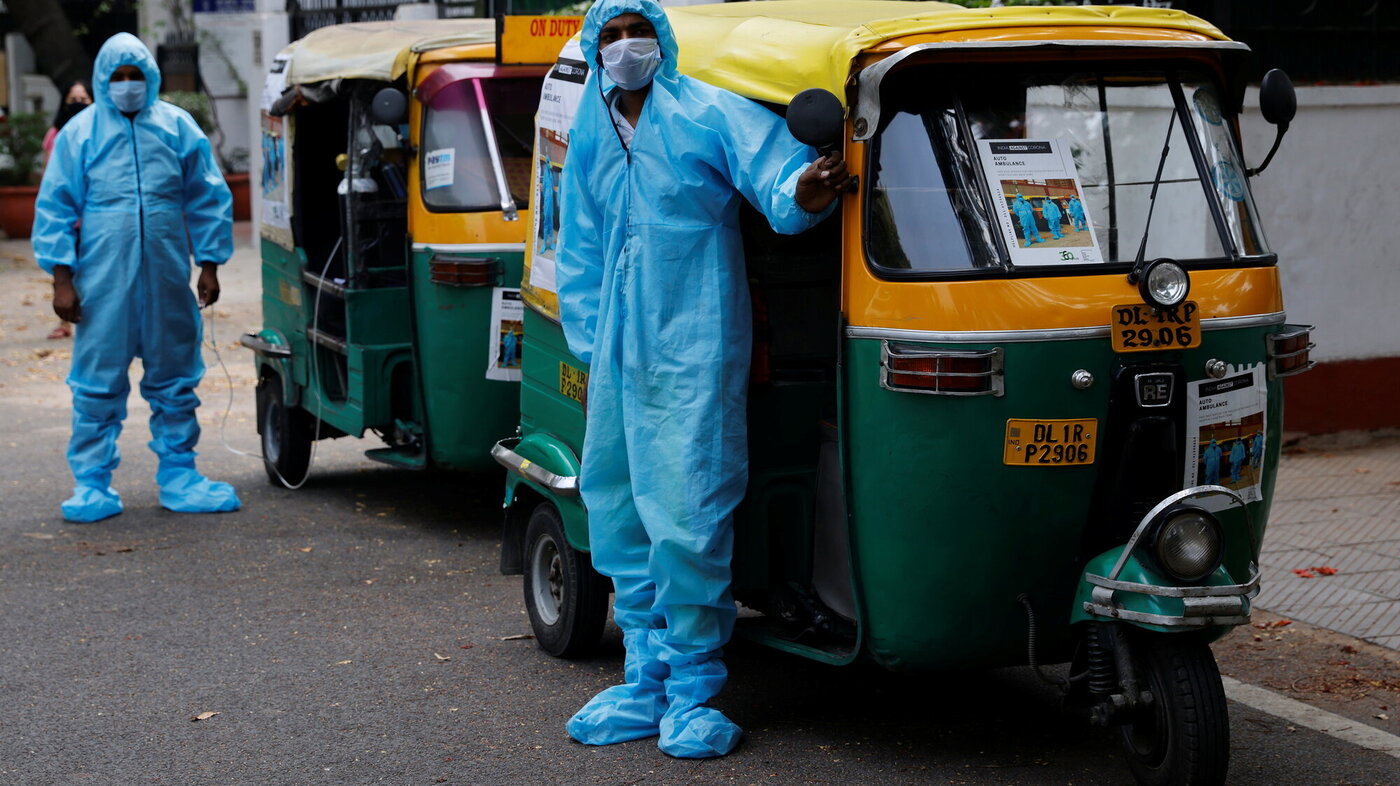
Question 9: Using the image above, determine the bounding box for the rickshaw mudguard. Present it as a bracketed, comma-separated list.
[1071, 546, 1249, 638]
[246, 328, 299, 408]
[500, 431, 590, 553]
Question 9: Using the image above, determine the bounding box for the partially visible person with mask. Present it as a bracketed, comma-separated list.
[555, 0, 851, 760]
[41, 79, 93, 340]
[33, 33, 239, 523]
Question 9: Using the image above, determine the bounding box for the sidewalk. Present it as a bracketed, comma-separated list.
[1256, 429, 1400, 649]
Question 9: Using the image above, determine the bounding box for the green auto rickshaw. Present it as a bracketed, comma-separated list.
[493, 3, 1311, 783]
[243, 19, 562, 485]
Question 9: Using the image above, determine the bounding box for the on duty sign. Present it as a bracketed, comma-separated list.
[498, 15, 585, 65]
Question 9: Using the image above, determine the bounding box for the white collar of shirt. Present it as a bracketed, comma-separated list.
[607, 88, 636, 147]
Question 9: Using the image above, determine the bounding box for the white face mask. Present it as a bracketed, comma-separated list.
[109, 80, 147, 113]
[600, 37, 661, 91]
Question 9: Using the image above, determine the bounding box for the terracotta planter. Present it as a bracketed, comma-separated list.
[226, 172, 251, 221]
[0, 184, 38, 239]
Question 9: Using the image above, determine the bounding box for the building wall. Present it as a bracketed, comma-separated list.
[1238, 86, 1400, 432]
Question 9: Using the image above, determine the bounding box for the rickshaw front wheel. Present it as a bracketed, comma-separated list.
[522, 502, 609, 659]
[257, 373, 313, 489]
[1117, 632, 1229, 786]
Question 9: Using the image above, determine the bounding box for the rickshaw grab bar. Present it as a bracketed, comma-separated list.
[239, 332, 292, 358]
[851, 39, 1251, 142]
[491, 438, 580, 496]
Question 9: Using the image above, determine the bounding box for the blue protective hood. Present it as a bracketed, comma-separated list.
[92, 33, 162, 111]
[580, 0, 679, 80]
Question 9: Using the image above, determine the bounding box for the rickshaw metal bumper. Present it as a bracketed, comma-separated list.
[491, 437, 580, 496]
[1082, 566, 1260, 627]
[239, 331, 292, 358]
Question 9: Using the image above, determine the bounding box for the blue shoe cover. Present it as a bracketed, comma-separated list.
[158, 468, 241, 513]
[658, 703, 742, 758]
[657, 658, 741, 758]
[567, 631, 668, 745]
[62, 486, 123, 523]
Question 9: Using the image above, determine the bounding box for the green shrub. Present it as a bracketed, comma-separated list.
[0, 113, 50, 186]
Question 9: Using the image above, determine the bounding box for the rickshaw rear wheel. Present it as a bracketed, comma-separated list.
[257, 373, 313, 489]
[522, 502, 609, 659]
[1117, 633, 1229, 786]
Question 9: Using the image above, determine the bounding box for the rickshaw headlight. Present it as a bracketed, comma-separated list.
[1139, 260, 1190, 308]
[1152, 506, 1223, 583]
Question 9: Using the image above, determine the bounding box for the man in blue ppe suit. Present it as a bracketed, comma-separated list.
[1229, 438, 1247, 483]
[1069, 195, 1088, 231]
[1202, 439, 1223, 485]
[1012, 194, 1041, 245]
[555, 0, 850, 759]
[33, 33, 239, 523]
[1042, 198, 1064, 239]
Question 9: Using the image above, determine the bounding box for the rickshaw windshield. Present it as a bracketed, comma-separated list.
[420, 77, 540, 212]
[866, 64, 1270, 277]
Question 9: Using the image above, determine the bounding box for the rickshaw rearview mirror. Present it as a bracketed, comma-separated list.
[1248, 69, 1295, 177]
[786, 88, 844, 156]
[1259, 69, 1296, 128]
[371, 87, 408, 126]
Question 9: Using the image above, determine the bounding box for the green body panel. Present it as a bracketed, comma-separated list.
[502, 299, 1289, 671]
[254, 237, 526, 468]
[841, 325, 1285, 672]
[408, 245, 525, 470]
[1070, 546, 1248, 636]
[513, 309, 590, 548]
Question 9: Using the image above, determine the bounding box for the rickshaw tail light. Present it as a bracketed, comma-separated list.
[429, 255, 500, 287]
[1267, 325, 1315, 379]
[880, 343, 1003, 397]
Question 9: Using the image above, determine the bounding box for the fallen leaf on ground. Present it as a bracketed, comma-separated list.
[1254, 619, 1292, 629]
[335, 660, 353, 665]
[22, 532, 55, 539]
[1377, 714, 1389, 720]
[1342, 645, 1358, 654]
[499, 634, 535, 641]
[298, 547, 313, 553]
[191, 711, 220, 722]
[433, 653, 451, 661]
[1312, 565, 1338, 576]
[1292, 569, 1315, 578]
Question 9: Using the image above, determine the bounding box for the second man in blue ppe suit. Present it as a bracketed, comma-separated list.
[1042, 198, 1064, 239]
[555, 0, 850, 759]
[33, 33, 239, 523]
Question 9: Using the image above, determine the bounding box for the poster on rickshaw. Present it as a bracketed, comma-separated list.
[259, 52, 294, 250]
[976, 138, 1103, 266]
[1184, 364, 1267, 503]
[487, 287, 524, 382]
[521, 38, 589, 320]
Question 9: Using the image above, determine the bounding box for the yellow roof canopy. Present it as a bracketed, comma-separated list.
[282, 19, 496, 85]
[667, 0, 1230, 105]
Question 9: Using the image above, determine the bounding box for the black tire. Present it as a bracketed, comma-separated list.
[522, 502, 609, 658]
[257, 374, 313, 489]
[1117, 633, 1230, 786]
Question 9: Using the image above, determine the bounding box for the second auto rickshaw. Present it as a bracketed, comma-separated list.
[493, 2, 1312, 783]
[243, 19, 557, 485]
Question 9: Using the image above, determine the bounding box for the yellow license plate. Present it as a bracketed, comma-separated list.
[559, 362, 588, 406]
[1003, 419, 1098, 466]
[1111, 301, 1199, 352]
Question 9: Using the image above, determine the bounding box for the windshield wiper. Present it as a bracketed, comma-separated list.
[1129, 108, 1177, 275]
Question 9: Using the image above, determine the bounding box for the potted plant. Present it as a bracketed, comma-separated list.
[0, 112, 50, 239]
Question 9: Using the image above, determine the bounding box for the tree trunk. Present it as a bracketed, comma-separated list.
[5, 0, 93, 94]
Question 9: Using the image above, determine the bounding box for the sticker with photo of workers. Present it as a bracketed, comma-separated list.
[1183, 363, 1267, 503]
[524, 38, 588, 303]
[977, 139, 1104, 266]
[486, 288, 524, 382]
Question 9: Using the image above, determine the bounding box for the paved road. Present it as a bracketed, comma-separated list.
[1, 233, 1397, 784]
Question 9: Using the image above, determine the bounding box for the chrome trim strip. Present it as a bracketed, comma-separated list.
[239, 332, 292, 358]
[1086, 569, 1260, 599]
[301, 268, 346, 298]
[846, 312, 1286, 344]
[306, 327, 347, 354]
[412, 242, 527, 254]
[491, 438, 580, 496]
[854, 39, 1252, 141]
[1082, 602, 1250, 628]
